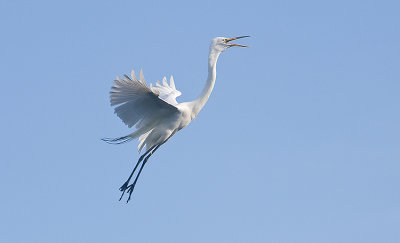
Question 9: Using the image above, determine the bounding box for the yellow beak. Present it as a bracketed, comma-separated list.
[226, 36, 250, 47]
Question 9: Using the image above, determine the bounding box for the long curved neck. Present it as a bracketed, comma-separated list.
[190, 49, 221, 117]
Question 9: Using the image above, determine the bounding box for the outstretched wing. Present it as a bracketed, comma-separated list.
[110, 69, 179, 128]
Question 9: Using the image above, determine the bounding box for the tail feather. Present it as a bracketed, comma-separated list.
[102, 135, 134, 145]
[102, 122, 155, 147]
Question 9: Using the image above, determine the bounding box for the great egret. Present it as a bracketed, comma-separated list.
[104, 36, 249, 202]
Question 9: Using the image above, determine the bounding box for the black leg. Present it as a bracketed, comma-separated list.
[124, 144, 161, 203]
[119, 144, 158, 201]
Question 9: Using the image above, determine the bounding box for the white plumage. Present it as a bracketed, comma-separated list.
[108, 69, 181, 152]
[104, 36, 249, 202]
[151, 76, 181, 106]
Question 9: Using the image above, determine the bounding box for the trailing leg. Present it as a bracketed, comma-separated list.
[119, 145, 157, 201]
[125, 144, 161, 203]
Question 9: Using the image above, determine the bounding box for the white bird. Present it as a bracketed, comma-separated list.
[104, 36, 249, 202]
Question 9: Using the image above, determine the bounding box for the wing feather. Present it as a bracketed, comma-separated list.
[109, 69, 179, 129]
[170, 76, 176, 89]
[139, 69, 146, 84]
[150, 75, 182, 106]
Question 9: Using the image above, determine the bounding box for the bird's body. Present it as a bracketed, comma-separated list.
[104, 36, 249, 202]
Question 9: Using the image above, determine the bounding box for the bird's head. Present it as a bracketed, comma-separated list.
[210, 36, 250, 53]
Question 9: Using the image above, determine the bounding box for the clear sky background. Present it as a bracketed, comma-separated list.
[1, 0, 399, 242]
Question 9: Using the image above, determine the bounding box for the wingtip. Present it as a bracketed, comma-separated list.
[131, 69, 137, 80]
[169, 75, 175, 89]
[139, 69, 146, 83]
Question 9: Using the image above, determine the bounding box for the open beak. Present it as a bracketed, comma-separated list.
[226, 36, 250, 47]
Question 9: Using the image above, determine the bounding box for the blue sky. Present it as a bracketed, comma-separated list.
[1, 0, 399, 242]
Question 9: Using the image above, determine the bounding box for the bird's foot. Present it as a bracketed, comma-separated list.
[119, 181, 137, 203]
[118, 180, 131, 201]
[125, 183, 137, 203]
[119, 181, 130, 192]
